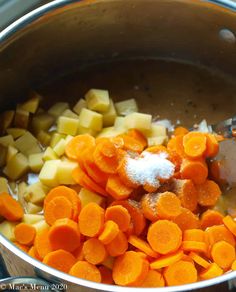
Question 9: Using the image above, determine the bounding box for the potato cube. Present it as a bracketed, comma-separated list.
[18, 94, 41, 113]
[9, 181, 16, 194]
[73, 98, 87, 115]
[50, 132, 65, 148]
[115, 98, 138, 116]
[23, 214, 44, 225]
[0, 110, 14, 133]
[31, 113, 55, 134]
[43, 147, 58, 161]
[29, 153, 44, 173]
[125, 112, 152, 131]
[3, 153, 29, 180]
[17, 181, 27, 207]
[0, 135, 14, 147]
[14, 108, 29, 128]
[96, 127, 125, 138]
[62, 109, 79, 119]
[0, 221, 17, 240]
[144, 124, 167, 137]
[57, 116, 78, 136]
[26, 202, 43, 214]
[25, 181, 48, 204]
[39, 159, 60, 187]
[0, 177, 8, 193]
[7, 146, 18, 163]
[0, 145, 7, 167]
[103, 99, 117, 127]
[79, 188, 105, 208]
[53, 138, 66, 157]
[114, 116, 127, 130]
[85, 89, 110, 112]
[65, 135, 73, 145]
[33, 220, 49, 232]
[48, 102, 69, 117]
[57, 160, 78, 185]
[77, 123, 97, 136]
[6, 128, 26, 139]
[15, 132, 41, 156]
[147, 136, 167, 147]
[79, 108, 103, 131]
[37, 130, 51, 146]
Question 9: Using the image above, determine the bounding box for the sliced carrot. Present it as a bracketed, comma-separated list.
[98, 220, 119, 245]
[140, 270, 165, 287]
[183, 229, 206, 242]
[199, 263, 223, 280]
[201, 210, 224, 230]
[73, 244, 84, 261]
[119, 134, 144, 153]
[69, 261, 101, 282]
[105, 205, 131, 232]
[150, 250, 184, 270]
[223, 215, 236, 236]
[232, 259, 236, 270]
[65, 134, 95, 160]
[79, 202, 104, 237]
[106, 231, 128, 257]
[167, 135, 186, 157]
[94, 142, 118, 174]
[127, 129, 147, 149]
[174, 126, 189, 136]
[156, 192, 182, 220]
[182, 241, 208, 254]
[28, 246, 41, 261]
[48, 218, 80, 252]
[180, 158, 208, 184]
[196, 180, 221, 207]
[106, 174, 133, 200]
[43, 249, 76, 273]
[183, 135, 207, 158]
[141, 193, 158, 222]
[173, 179, 198, 212]
[164, 260, 197, 285]
[117, 156, 140, 189]
[100, 139, 117, 158]
[112, 251, 149, 287]
[145, 145, 169, 155]
[99, 266, 114, 284]
[34, 228, 53, 260]
[14, 223, 36, 246]
[205, 134, 219, 158]
[189, 252, 210, 268]
[147, 220, 182, 255]
[14, 242, 30, 253]
[83, 238, 107, 265]
[0, 192, 23, 221]
[211, 240, 235, 270]
[128, 235, 159, 258]
[173, 208, 200, 232]
[206, 225, 235, 247]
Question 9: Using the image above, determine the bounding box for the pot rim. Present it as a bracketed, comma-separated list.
[1, 0, 236, 290]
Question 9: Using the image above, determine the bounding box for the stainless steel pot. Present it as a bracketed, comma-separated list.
[1, 0, 236, 291]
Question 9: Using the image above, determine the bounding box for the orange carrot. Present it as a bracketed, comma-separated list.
[199, 263, 223, 280]
[164, 260, 197, 285]
[117, 157, 140, 188]
[189, 252, 210, 268]
[156, 192, 182, 220]
[140, 270, 165, 287]
[73, 244, 84, 261]
[106, 231, 128, 257]
[174, 127, 189, 136]
[28, 246, 41, 261]
[167, 135, 186, 157]
[180, 158, 208, 184]
[105, 205, 131, 232]
[127, 129, 147, 149]
[112, 251, 149, 287]
[48, 218, 81, 252]
[232, 259, 236, 270]
[83, 238, 107, 265]
[44, 196, 73, 225]
[183, 135, 207, 158]
[43, 249, 76, 273]
[173, 208, 200, 231]
[223, 215, 236, 236]
[182, 241, 208, 254]
[106, 174, 133, 200]
[141, 193, 159, 222]
[69, 261, 101, 283]
[100, 139, 117, 158]
[98, 220, 119, 245]
[206, 225, 235, 247]
[183, 229, 206, 242]
[150, 250, 184, 270]
[205, 134, 219, 158]
[196, 180, 221, 207]
[147, 220, 182, 255]
[14, 242, 30, 253]
[65, 134, 95, 160]
[128, 235, 159, 258]
[34, 228, 53, 260]
[201, 210, 224, 230]
[0, 192, 23, 221]
[94, 142, 118, 174]
[172, 179, 198, 212]
[145, 145, 169, 155]
[119, 134, 145, 153]
[14, 223, 36, 246]
[99, 266, 114, 284]
[211, 240, 235, 270]
[79, 202, 104, 237]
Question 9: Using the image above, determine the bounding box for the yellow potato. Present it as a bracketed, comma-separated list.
[125, 112, 152, 131]
[39, 159, 61, 187]
[103, 99, 117, 127]
[23, 214, 44, 225]
[15, 132, 42, 156]
[73, 98, 87, 115]
[0, 145, 7, 167]
[26, 202, 43, 214]
[53, 138, 66, 157]
[96, 127, 125, 138]
[14, 108, 29, 128]
[57, 160, 78, 185]
[115, 98, 138, 116]
[17, 181, 27, 208]
[0, 110, 14, 133]
[6, 128, 26, 139]
[57, 116, 78, 136]
[79, 188, 105, 208]
[3, 153, 29, 180]
[0, 135, 14, 147]
[50, 132, 65, 148]
[48, 102, 69, 117]
[144, 124, 167, 137]
[114, 116, 127, 130]
[33, 220, 49, 233]
[62, 109, 79, 119]
[18, 94, 41, 113]
[77, 123, 98, 136]
[147, 136, 168, 147]
[37, 130, 51, 146]
[79, 108, 103, 131]
[85, 89, 110, 112]
[31, 113, 55, 134]
[25, 181, 49, 204]
[0, 177, 8, 193]
[43, 147, 58, 161]
[0, 221, 17, 241]
[6, 146, 18, 163]
[28, 153, 44, 173]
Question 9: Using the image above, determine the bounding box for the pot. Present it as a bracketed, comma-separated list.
[1, 0, 236, 291]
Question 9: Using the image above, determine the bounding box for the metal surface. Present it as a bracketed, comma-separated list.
[1, 0, 236, 291]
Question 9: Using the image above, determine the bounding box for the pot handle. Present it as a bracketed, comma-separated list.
[0, 254, 65, 292]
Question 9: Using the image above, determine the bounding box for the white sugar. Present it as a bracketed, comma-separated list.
[125, 151, 175, 188]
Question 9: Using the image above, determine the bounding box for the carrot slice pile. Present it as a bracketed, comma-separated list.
[98, 220, 119, 245]
[196, 180, 222, 207]
[105, 205, 131, 232]
[14, 223, 36, 246]
[201, 210, 224, 230]
[0, 192, 24, 221]
[69, 261, 101, 282]
[140, 270, 165, 287]
[83, 238, 108, 265]
[211, 240, 235, 270]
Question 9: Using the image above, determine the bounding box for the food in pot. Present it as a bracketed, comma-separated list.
[0, 89, 235, 287]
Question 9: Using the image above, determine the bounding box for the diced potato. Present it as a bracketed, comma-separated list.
[73, 98, 87, 115]
[96, 127, 125, 138]
[25, 181, 49, 204]
[15, 132, 41, 156]
[0, 135, 14, 147]
[17, 181, 27, 208]
[115, 98, 138, 116]
[43, 147, 58, 161]
[48, 102, 69, 117]
[147, 136, 168, 147]
[0, 221, 17, 241]
[6, 128, 26, 139]
[14, 108, 29, 128]
[37, 130, 51, 146]
[85, 89, 110, 112]
[79, 188, 105, 208]
[7, 146, 18, 163]
[53, 138, 66, 157]
[31, 113, 55, 134]
[0, 145, 7, 167]
[144, 124, 167, 137]
[50, 132, 65, 148]
[0, 177, 8, 193]
[57, 116, 78, 136]
[114, 116, 127, 130]
[125, 112, 152, 131]
[79, 108, 103, 131]
[3, 153, 29, 180]
[39, 159, 61, 187]
[18, 94, 41, 113]
[33, 220, 49, 233]
[62, 109, 79, 119]
[77, 123, 97, 136]
[103, 99, 117, 127]
[57, 160, 77, 185]
[65, 135, 73, 145]
[0, 110, 14, 133]
[26, 202, 43, 214]
[29, 153, 44, 173]
[23, 214, 44, 225]
[9, 181, 16, 194]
